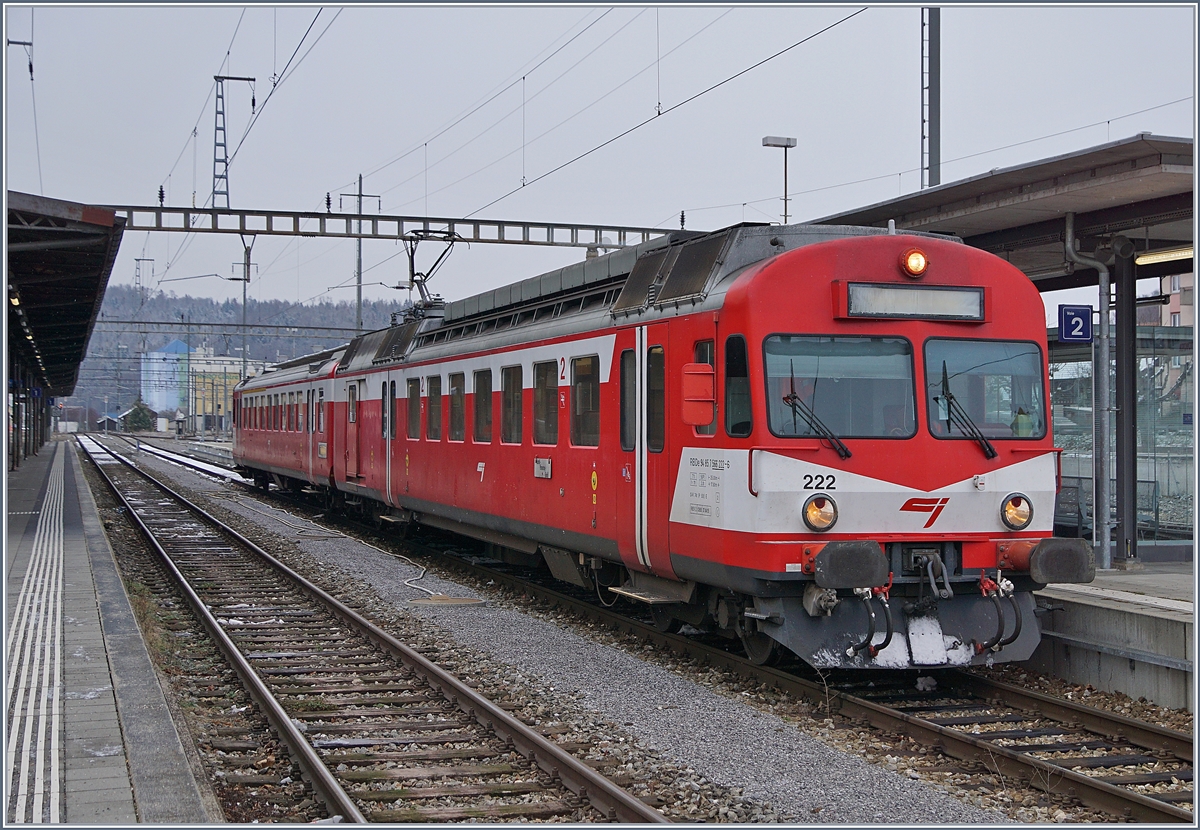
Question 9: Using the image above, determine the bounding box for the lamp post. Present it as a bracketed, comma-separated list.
[762, 136, 797, 225]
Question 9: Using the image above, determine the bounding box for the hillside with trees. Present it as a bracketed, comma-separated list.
[64, 284, 411, 422]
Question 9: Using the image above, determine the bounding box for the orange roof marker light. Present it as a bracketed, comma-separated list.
[900, 247, 929, 278]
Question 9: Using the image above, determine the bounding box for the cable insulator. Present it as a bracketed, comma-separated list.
[28, 59, 33, 80]
[325, 192, 332, 213]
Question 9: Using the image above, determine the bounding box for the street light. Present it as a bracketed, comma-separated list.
[762, 136, 797, 225]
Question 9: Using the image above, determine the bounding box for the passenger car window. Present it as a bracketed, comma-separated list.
[647, 346, 665, 452]
[449, 372, 465, 441]
[533, 361, 558, 445]
[570, 356, 600, 447]
[501, 366, 522, 444]
[426, 376, 441, 440]
[725, 336, 751, 437]
[474, 370, 492, 443]
[619, 350, 635, 451]
[406, 378, 421, 439]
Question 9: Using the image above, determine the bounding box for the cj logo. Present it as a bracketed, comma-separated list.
[900, 497, 950, 528]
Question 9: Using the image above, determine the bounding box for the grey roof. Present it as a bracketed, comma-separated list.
[443, 232, 696, 323]
[812, 133, 1193, 288]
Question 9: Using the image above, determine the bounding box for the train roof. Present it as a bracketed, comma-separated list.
[236, 346, 344, 391]
[277, 222, 961, 378]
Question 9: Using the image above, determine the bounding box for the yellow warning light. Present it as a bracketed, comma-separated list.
[900, 248, 929, 278]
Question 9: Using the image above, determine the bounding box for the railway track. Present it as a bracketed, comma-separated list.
[110, 435, 1195, 822]
[79, 435, 667, 824]
[424, 552, 1194, 823]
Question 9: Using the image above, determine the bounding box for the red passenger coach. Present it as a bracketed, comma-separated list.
[234, 223, 1094, 670]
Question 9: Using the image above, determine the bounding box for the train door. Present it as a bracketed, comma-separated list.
[619, 323, 676, 577]
[384, 375, 396, 506]
[305, 389, 313, 482]
[345, 380, 361, 478]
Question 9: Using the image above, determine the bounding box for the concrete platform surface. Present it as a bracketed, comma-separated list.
[1032, 561, 1194, 711]
[5, 438, 209, 823]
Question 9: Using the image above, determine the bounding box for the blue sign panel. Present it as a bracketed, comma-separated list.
[1058, 305, 1093, 343]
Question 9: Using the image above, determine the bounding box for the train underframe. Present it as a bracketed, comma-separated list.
[244, 468, 1091, 671]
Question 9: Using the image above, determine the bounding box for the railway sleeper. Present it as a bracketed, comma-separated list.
[367, 800, 576, 823]
[351, 781, 547, 800]
[339, 763, 518, 781]
[327, 745, 509, 764]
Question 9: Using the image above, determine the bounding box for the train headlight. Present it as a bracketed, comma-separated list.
[900, 247, 928, 278]
[802, 494, 838, 532]
[1000, 493, 1033, 530]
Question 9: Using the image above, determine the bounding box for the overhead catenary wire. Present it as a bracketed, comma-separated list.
[26, 12, 44, 195]
[156, 9, 338, 287]
[466, 8, 868, 218]
[343, 8, 613, 192]
[226, 8, 335, 170]
[389, 8, 733, 213]
[661, 94, 1195, 228]
[375, 8, 648, 205]
[247, 10, 617, 311]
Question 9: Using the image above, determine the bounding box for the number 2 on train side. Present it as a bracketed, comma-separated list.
[560, 357, 566, 381]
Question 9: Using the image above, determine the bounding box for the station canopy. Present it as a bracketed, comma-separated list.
[7, 191, 126, 396]
[812, 133, 1193, 291]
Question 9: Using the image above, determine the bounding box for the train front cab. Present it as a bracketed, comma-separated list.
[661, 235, 1095, 669]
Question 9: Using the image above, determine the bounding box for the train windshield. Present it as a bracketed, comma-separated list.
[763, 335, 915, 438]
[924, 339, 1046, 439]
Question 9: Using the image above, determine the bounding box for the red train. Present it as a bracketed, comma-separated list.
[233, 223, 1094, 669]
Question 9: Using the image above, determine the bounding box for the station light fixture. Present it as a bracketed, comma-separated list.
[762, 136, 798, 225]
[1134, 245, 1193, 266]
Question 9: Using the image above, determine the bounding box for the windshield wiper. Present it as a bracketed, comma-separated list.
[934, 360, 997, 459]
[782, 360, 851, 459]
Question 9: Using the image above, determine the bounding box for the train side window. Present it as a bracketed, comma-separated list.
[647, 346, 665, 452]
[474, 369, 492, 443]
[449, 373, 465, 441]
[289, 392, 295, 431]
[317, 389, 325, 433]
[274, 394, 280, 430]
[724, 335, 752, 437]
[427, 376, 442, 440]
[533, 361, 558, 445]
[348, 385, 357, 424]
[501, 366, 522, 444]
[570, 355, 600, 447]
[389, 381, 397, 439]
[406, 378, 421, 439]
[694, 340, 716, 435]
[619, 350, 635, 451]
[381, 382, 389, 438]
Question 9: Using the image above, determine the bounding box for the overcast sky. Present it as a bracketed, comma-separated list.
[4, 4, 1196, 325]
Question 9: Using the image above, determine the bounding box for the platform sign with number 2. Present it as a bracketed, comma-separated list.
[1058, 305, 1093, 343]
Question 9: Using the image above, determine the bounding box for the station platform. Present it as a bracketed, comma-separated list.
[1031, 561, 1195, 711]
[5, 438, 209, 824]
